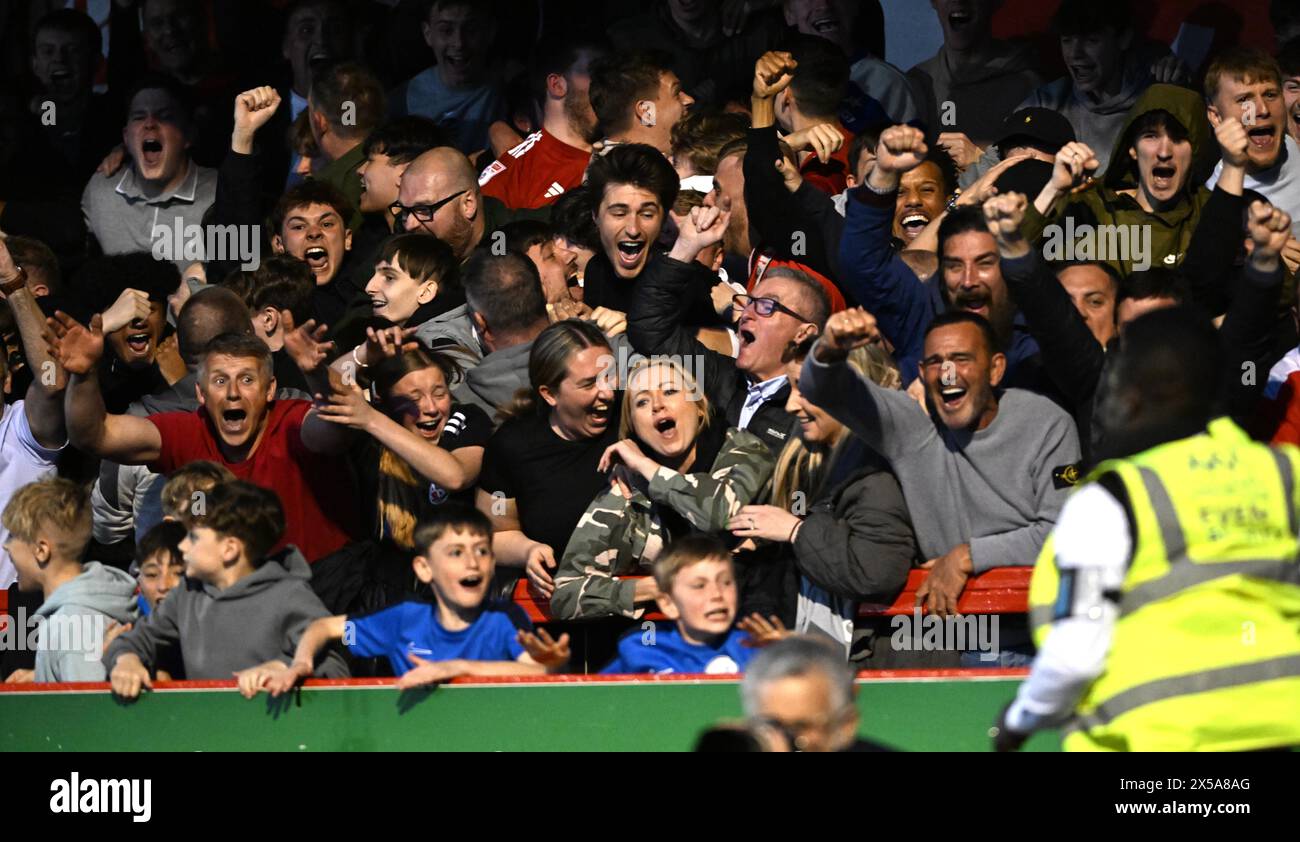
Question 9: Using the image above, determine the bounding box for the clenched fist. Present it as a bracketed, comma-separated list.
[815, 307, 880, 363]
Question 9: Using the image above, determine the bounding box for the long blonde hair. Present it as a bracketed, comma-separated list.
[769, 344, 901, 508]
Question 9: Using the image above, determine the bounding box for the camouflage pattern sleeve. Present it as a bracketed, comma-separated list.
[644, 427, 775, 531]
[550, 487, 663, 620]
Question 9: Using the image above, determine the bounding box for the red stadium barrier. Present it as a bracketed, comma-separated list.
[858, 567, 1032, 617]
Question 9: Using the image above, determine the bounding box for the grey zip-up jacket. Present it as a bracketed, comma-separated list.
[103, 546, 349, 679]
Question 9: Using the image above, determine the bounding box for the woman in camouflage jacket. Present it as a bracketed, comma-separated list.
[550, 358, 774, 620]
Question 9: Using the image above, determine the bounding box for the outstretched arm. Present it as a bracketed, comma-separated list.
[1, 239, 65, 448]
[48, 312, 161, 463]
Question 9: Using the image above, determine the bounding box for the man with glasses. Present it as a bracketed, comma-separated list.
[394, 147, 547, 263]
[629, 203, 829, 456]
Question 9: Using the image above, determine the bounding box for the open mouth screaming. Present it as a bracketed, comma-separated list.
[939, 385, 968, 411]
[141, 137, 164, 169]
[899, 212, 931, 240]
[615, 239, 647, 271]
[303, 246, 330, 275]
[1149, 164, 1177, 192]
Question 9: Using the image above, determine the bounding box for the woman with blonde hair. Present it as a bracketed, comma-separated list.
[549, 356, 774, 620]
[727, 341, 917, 656]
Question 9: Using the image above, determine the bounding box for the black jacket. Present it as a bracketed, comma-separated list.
[628, 254, 796, 454]
[1003, 249, 1285, 465]
[791, 440, 917, 605]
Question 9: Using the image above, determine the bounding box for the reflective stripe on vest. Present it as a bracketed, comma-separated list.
[1064, 652, 1300, 735]
[1119, 462, 1300, 614]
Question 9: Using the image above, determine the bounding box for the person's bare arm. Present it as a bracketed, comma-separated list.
[48, 312, 161, 462]
[1, 240, 66, 448]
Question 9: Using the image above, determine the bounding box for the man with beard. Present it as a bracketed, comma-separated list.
[391, 0, 505, 155]
[308, 62, 387, 229]
[81, 76, 217, 271]
[800, 308, 1079, 652]
[1205, 49, 1300, 239]
[836, 124, 1044, 392]
[479, 40, 606, 210]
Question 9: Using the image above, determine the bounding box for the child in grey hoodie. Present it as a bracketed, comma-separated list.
[2, 478, 138, 682]
[104, 480, 348, 698]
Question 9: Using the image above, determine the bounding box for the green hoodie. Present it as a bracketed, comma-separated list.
[1023, 84, 1218, 276]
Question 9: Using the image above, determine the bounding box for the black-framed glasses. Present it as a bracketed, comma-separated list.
[733, 293, 812, 324]
[389, 189, 468, 225]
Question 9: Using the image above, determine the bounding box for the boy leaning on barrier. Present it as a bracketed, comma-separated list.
[3, 478, 137, 683]
[601, 535, 787, 675]
[251, 504, 570, 696]
[104, 480, 348, 699]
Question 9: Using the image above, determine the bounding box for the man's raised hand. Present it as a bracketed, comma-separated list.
[1048, 141, 1099, 194]
[232, 86, 282, 154]
[868, 126, 927, 192]
[669, 204, 730, 264]
[1213, 116, 1250, 170]
[817, 307, 880, 361]
[982, 192, 1030, 257]
[45, 312, 106, 376]
[282, 313, 335, 374]
[753, 51, 797, 99]
[1247, 200, 1293, 269]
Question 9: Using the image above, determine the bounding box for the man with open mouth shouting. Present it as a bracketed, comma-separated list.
[50, 313, 362, 570]
[80, 76, 216, 271]
[801, 307, 1079, 662]
[1205, 48, 1300, 241]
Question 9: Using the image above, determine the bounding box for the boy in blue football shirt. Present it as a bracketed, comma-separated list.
[253, 505, 570, 695]
[602, 536, 761, 675]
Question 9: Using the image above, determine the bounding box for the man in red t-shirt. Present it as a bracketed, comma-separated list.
[479, 41, 605, 210]
[52, 318, 359, 563]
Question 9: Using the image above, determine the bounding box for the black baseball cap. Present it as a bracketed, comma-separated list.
[994, 107, 1076, 155]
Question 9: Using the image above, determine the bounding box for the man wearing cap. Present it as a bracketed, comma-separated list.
[958, 107, 1075, 191]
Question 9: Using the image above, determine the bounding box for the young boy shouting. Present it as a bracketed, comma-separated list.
[601, 535, 761, 675]
[104, 481, 348, 698]
[3, 478, 138, 682]
[255, 504, 569, 695]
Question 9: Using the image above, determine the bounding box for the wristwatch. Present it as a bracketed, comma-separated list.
[0, 266, 26, 296]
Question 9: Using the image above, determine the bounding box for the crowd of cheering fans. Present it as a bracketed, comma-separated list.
[1, 0, 1299, 744]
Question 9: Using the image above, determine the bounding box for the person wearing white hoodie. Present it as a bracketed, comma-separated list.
[2, 478, 138, 683]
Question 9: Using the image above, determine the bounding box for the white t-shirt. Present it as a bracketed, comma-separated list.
[0, 401, 62, 589]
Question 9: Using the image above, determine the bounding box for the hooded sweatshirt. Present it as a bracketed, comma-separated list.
[1022, 84, 1217, 277]
[34, 561, 139, 682]
[907, 40, 1044, 148]
[103, 546, 349, 680]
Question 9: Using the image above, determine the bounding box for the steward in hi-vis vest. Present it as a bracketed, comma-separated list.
[991, 305, 1300, 752]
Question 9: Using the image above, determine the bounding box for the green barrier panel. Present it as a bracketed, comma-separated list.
[1, 675, 1061, 752]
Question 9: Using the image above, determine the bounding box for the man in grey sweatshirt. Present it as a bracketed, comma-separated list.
[801, 308, 1081, 618]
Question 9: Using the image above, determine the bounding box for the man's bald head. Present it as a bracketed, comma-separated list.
[397, 146, 484, 257]
[178, 286, 255, 366]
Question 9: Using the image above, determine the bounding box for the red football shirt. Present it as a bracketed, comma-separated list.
[147, 400, 359, 562]
[479, 129, 591, 209]
[799, 123, 855, 196]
